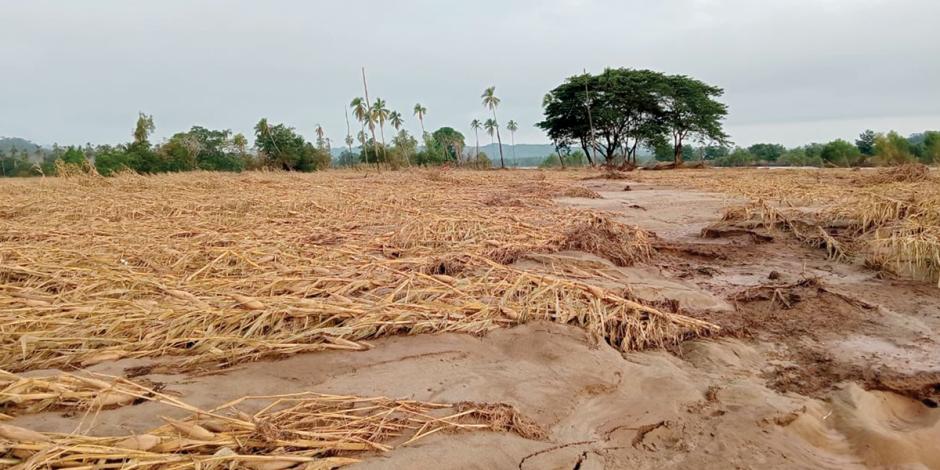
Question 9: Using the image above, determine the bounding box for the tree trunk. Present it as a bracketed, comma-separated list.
[673, 132, 683, 167]
[475, 130, 480, 163]
[510, 131, 516, 167]
[555, 143, 566, 170]
[491, 110, 505, 168]
[379, 124, 387, 164]
[580, 138, 593, 166]
[344, 110, 354, 162]
[361, 67, 380, 170]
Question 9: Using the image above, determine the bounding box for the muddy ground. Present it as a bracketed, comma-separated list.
[12, 176, 940, 469]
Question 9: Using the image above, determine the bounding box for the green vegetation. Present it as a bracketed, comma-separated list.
[2, 66, 937, 177]
[539, 68, 729, 167]
[699, 129, 938, 168]
[539, 150, 588, 169]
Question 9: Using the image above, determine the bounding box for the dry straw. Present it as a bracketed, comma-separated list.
[0, 379, 546, 469]
[0, 170, 717, 375]
[639, 168, 940, 286]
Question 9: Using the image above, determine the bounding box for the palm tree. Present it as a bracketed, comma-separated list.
[413, 103, 427, 137]
[351, 97, 380, 167]
[389, 110, 404, 132]
[481, 86, 505, 168]
[470, 119, 482, 162]
[357, 130, 368, 149]
[506, 120, 518, 166]
[484, 119, 497, 147]
[372, 98, 390, 161]
[315, 124, 326, 150]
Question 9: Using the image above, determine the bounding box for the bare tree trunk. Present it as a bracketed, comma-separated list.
[361, 67, 380, 170]
[344, 109, 354, 160]
[475, 130, 480, 163]
[673, 131, 683, 167]
[379, 124, 387, 163]
[491, 109, 505, 168]
[580, 138, 593, 166]
[554, 143, 566, 170]
[510, 131, 516, 167]
[583, 69, 598, 167]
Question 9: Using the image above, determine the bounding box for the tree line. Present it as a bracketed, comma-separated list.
[672, 129, 940, 167]
[0, 85, 526, 177]
[4, 66, 935, 177]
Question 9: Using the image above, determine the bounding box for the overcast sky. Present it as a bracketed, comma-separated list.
[2, 0, 938, 148]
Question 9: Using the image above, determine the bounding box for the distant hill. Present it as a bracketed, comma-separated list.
[0, 137, 42, 154]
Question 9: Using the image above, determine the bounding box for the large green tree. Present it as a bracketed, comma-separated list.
[747, 143, 786, 162]
[873, 131, 914, 166]
[923, 131, 940, 164]
[856, 129, 876, 156]
[658, 74, 729, 165]
[158, 126, 248, 172]
[539, 68, 722, 167]
[253, 119, 329, 171]
[431, 127, 465, 163]
[820, 139, 862, 166]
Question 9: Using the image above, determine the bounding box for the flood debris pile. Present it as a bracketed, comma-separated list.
[643, 168, 940, 286]
[0, 172, 716, 375]
[0, 385, 545, 469]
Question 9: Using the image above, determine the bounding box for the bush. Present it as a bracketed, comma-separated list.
[778, 148, 823, 167]
[539, 150, 587, 168]
[713, 147, 754, 167]
[95, 146, 142, 176]
[820, 139, 863, 167]
[254, 119, 330, 171]
[874, 131, 916, 166]
[467, 152, 492, 169]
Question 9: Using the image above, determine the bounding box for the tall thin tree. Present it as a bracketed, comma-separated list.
[315, 124, 326, 150]
[343, 108, 354, 161]
[484, 118, 497, 146]
[360, 68, 381, 169]
[372, 98, 390, 161]
[413, 103, 427, 137]
[351, 96, 379, 167]
[389, 110, 403, 132]
[506, 120, 518, 166]
[481, 86, 505, 168]
[470, 119, 482, 161]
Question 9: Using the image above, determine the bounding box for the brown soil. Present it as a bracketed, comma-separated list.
[6, 172, 940, 469]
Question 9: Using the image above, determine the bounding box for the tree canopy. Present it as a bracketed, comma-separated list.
[538, 68, 729, 167]
[254, 119, 331, 172]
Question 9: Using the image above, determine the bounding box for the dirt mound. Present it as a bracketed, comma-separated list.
[789, 383, 940, 469]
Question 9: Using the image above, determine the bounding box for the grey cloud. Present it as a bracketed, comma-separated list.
[1, 0, 937, 148]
